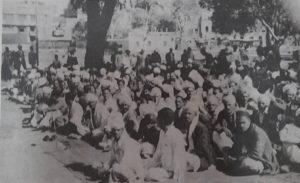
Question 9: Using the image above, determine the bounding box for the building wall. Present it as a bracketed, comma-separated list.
[2, 0, 71, 46]
[128, 31, 178, 54]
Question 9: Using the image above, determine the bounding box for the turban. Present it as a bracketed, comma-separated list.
[150, 87, 162, 97]
[222, 94, 236, 104]
[38, 77, 48, 87]
[188, 70, 204, 87]
[139, 103, 156, 117]
[113, 70, 121, 80]
[42, 86, 53, 94]
[118, 94, 133, 106]
[283, 83, 297, 95]
[100, 68, 107, 76]
[161, 84, 174, 96]
[258, 94, 271, 106]
[153, 67, 161, 74]
[110, 113, 125, 130]
[176, 91, 187, 99]
[81, 71, 90, 80]
[72, 76, 80, 83]
[160, 65, 167, 71]
[84, 93, 98, 103]
[229, 73, 241, 85]
[183, 102, 199, 114]
[183, 81, 195, 91]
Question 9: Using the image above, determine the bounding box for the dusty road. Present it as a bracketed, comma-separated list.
[1, 92, 300, 183]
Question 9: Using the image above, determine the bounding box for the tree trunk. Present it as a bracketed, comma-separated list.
[85, 0, 117, 69]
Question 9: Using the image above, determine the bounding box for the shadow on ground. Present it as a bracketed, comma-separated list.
[65, 162, 109, 182]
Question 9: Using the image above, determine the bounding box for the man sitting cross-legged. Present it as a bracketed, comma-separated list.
[224, 109, 279, 175]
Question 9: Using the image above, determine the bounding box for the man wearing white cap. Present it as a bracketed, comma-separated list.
[181, 102, 214, 171]
[150, 87, 169, 113]
[37, 87, 68, 129]
[117, 94, 139, 139]
[145, 108, 186, 182]
[104, 115, 144, 183]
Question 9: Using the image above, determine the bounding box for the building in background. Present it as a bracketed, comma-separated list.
[2, 0, 72, 51]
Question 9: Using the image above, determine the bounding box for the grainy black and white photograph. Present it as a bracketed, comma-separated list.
[1, 0, 300, 182]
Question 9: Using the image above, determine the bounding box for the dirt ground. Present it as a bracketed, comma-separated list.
[1, 91, 300, 183]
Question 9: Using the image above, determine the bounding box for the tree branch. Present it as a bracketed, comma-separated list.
[261, 19, 279, 41]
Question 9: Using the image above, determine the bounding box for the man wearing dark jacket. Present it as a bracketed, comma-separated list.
[226, 110, 279, 175]
[166, 48, 175, 70]
[182, 102, 215, 171]
[66, 50, 78, 67]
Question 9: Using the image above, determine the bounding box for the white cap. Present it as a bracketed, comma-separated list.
[113, 70, 121, 79]
[38, 77, 48, 87]
[150, 87, 162, 97]
[42, 86, 53, 94]
[110, 114, 125, 130]
[81, 71, 90, 80]
[176, 91, 187, 99]
[283, 83, 297, 94]
[118, 94, 133, 106]
[72, 76, 80, 83]
[153, 67, 161, 74]
[100, 68, 107, 76]
[85, 93, 98, 103]
[188, 70, 204, 87]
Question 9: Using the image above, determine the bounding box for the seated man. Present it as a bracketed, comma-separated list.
[279, 109, 300, 165]
[225, 109, 279, 175]
[56, 92, 83, 136]
[98, 115, 144, 183]
[81, 93, 108, 146]
[182, 102, 215, 171]
[37, 87, 68, 129]
[145, 108, 186, 182]
[137, 113, 160, 158]
[213, 95, 238, 153]
[117, 94, 140, 140]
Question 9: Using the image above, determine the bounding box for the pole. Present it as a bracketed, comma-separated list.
[35, 0, 39, 66]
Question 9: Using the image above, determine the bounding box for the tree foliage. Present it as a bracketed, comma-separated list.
[203, 0, 297, 41]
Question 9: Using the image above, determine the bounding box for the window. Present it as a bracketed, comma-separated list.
[18, 27, 25, 32]
[30, 26, 35, 31]
[205, 26, 209, 32]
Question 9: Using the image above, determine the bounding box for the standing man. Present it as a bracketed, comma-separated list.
[166, 48, 175, 70]
[135, 49, 145, 75]
[2, 47, 12, 80]
[17, 44, 27, 73]
[66, 49, 78, 67]
[28, 46, 37, 68]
